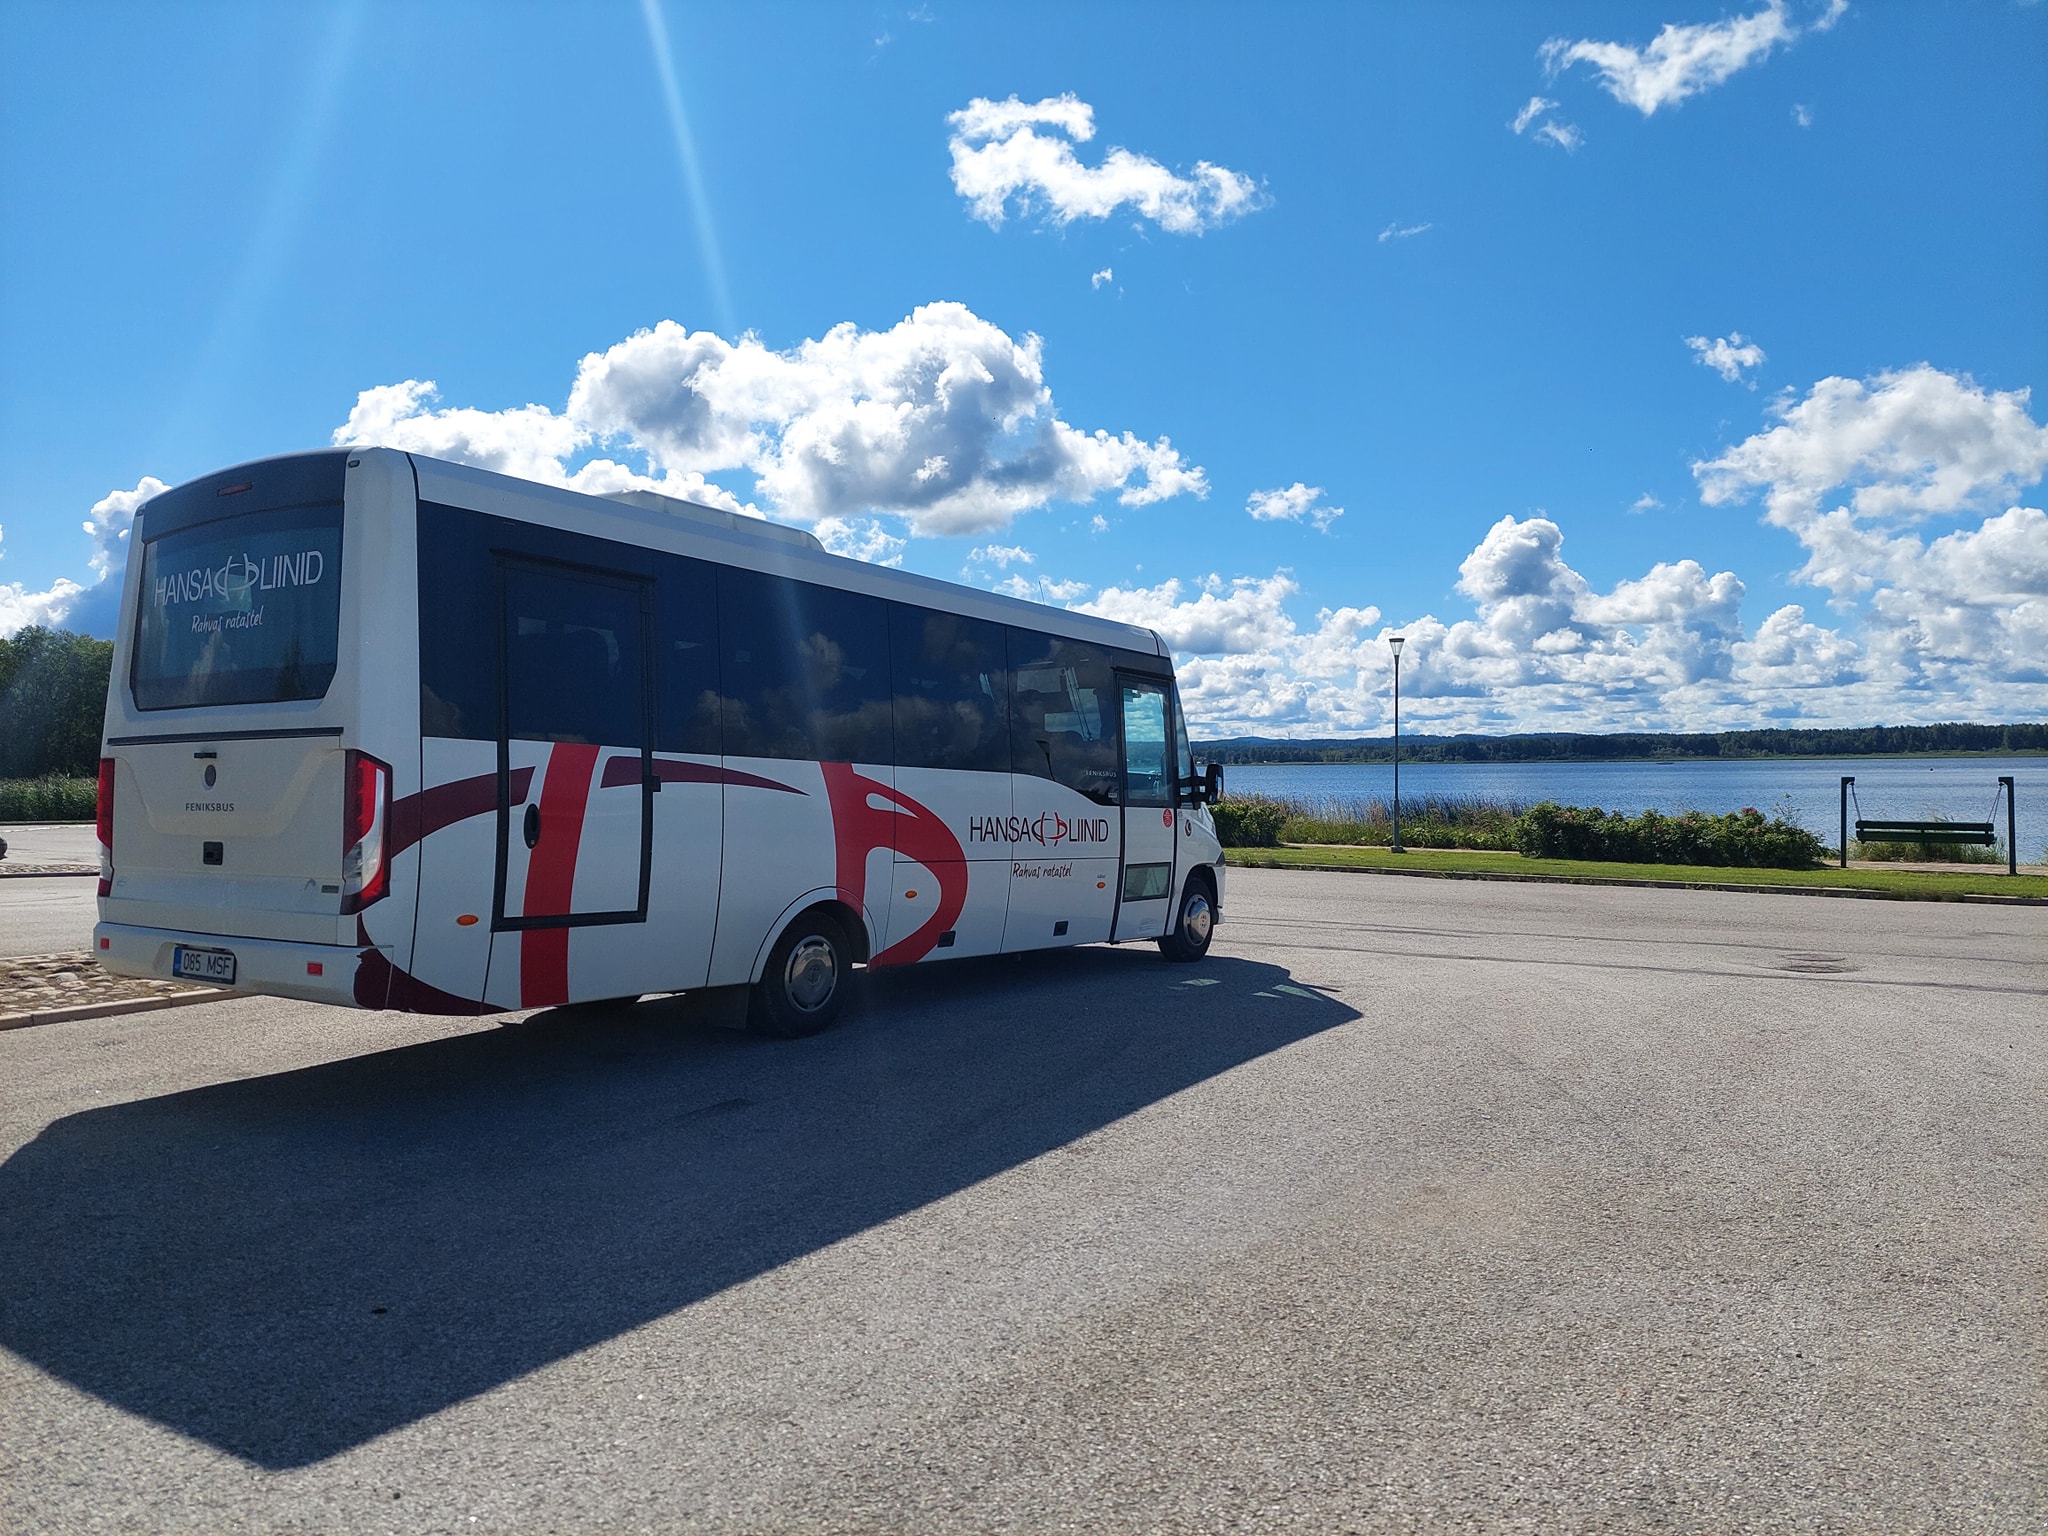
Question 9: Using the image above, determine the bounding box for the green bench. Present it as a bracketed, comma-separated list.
[1841, 774, 2018, 874]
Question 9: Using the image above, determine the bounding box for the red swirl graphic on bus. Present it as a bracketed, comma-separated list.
[822, 764, 966, 967]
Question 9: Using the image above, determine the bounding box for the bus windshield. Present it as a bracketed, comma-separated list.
[131, 503, 343, 709]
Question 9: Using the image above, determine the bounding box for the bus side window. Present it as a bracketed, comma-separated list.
[718, 566, 893, 764]
[891, 603, 1008, 772]
[1007, 630, 1121, 805]
[657, 553, 721, 756]
[417, 502, 498, 740]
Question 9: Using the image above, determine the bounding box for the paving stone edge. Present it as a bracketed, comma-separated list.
[0, 987, 239, 1032]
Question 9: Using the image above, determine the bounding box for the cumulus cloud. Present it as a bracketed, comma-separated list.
[1509, 96, 1584, 150]
[1695, 365, 2048, 529]
[1090, 267, 1114, 289]
[0, 476, 169, 640]
[1246, 482, 1343, 533]
[1630, 494, 1664, 513]
[947, 94, 1264, 235]
[1686, 332, 1767, 385]
[336, 303, 1207, 539]
[1695, 364, 2048, 712]
[1541, 1, 1807, 116]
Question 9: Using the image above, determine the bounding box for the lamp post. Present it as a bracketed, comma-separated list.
[1388, 635, 1405, 853]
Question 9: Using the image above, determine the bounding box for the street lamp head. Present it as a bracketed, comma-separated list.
[1388, 634, 1405, 658]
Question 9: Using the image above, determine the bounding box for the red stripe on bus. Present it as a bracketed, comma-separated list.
[596, 756, 807, 795]
[388, 765, 536, 858]
[519, 743, 601, 1007]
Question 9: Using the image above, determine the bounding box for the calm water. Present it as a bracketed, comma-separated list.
[1221, 756, 2048, 862]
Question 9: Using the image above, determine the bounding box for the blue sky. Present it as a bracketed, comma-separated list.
[3, 0, 2044, 735]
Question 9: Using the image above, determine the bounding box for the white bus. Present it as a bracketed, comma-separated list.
[94, 449, 1226, 1036]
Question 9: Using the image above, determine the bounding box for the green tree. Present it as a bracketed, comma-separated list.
[0, 627, 115, 777]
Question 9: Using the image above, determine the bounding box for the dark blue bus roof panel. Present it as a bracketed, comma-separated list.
[138, 451, 350, 542]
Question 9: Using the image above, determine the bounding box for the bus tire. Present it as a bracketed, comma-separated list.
[1158, 870, 1216, 963]
[748, 910, 851, 1038]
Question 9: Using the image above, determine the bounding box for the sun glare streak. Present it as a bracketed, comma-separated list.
[154, 0, 366, 462]
[638, 0, 736, 334]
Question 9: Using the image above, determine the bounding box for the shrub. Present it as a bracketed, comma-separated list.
[0, 775, 98, 823]
[1514, 802, 1828, 870]
[1210, 796, 1289, 847]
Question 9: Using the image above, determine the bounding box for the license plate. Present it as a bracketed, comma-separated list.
[173, 946, 237, 986]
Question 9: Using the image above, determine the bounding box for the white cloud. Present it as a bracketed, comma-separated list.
[946, 94, 1264, 235]
[1540, 2, 1802, 116]
[967, 543, 1034, 568]
[1246, 482, 1343, 533]
[1692, 364, 2048, 712]
[1377, 221, 1432, 243]
[0, 475, 168, 640]
[1792, 103, 1814, 128]
[1080, 573, 1303, 654]
[1090, 267, 1114, 289]
[813, 517, 907, 566]
[1695, 365, 2048, 530]
[1630, 493, 1664, 513]
[1686, 331, 1767, 385]
[337, 303, 1206, 540]
[1508, 96, 1584, 150]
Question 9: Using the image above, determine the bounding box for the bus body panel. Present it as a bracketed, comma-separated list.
[98, 448, 1226, 1015]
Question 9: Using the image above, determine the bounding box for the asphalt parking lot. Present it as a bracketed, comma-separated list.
[2, 868, 2042, 1533]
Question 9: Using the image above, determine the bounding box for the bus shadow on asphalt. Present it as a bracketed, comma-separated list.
[0, 946, 1355, 1469]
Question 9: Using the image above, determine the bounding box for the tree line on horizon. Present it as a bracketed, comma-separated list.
[0, 627, 113, 779]
[1194, 723, 2048, 765]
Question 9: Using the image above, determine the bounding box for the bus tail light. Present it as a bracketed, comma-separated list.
[96, 756, 115, 897]
[341, 750, 390, 913]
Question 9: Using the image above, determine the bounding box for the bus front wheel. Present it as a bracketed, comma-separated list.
[749, 911, 852, 1038]
[1158, 872, 1216, 963]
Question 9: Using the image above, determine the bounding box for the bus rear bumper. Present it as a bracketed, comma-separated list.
[94, 921, 368, 1008]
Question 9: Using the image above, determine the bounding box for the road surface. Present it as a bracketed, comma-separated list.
[1, 869, 2042, 1532]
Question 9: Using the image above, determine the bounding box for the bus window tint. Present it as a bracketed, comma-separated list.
[1008, 632, 1120, 805]
[718, 566, 892, 763]
[131, 504, 342, 710]
[1122, 681, 1172, 807]
[503, 565, 646, 747]
[657, 553, 721, 755]
[892, 605, 1007, 771]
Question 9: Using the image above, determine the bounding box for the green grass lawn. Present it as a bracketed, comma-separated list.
[1226, 843, 2048, 901]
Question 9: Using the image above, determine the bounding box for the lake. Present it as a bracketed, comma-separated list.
[1218, 756, 2048, 864]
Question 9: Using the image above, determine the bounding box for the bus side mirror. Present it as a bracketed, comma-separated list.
[1187, 763, 1222, 806]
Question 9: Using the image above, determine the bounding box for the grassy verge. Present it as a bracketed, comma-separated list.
[1227, 843, 2048, 901]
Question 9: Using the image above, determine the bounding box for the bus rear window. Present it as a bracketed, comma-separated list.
[131, 504, 343, 709]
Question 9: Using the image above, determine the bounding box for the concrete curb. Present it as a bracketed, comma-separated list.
[1233, 858, 2048, 906]
[0, 987, 239, 1032]
[0, 867, 97, 879]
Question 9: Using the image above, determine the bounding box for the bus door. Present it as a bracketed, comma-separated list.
[490, 558, 653, 1007]
[1112, 675, 1176, 941]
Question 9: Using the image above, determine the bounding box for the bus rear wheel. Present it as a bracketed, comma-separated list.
[749, 911, 852, 1038]
[1158, 872, 1216, 963]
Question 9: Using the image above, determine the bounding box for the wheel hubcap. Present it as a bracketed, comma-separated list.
[1183, 894, 1213, 945]
[784, 936, 839, 1011]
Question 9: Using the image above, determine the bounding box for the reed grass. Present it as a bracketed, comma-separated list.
[0, 775, 97, 823]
